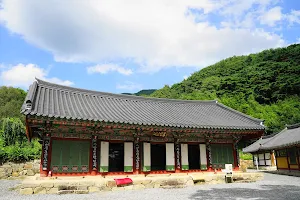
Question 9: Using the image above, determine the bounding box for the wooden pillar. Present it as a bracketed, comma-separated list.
[175, 140, 181, 173]
[206, 139, 212, 171]
[134, 137, 140, 174]
[41, 134, 51, 177]
[296, 147, 300, 171]
[286, 148, 290, 171]
[91, 135, 98, 175]
[233, 143, 240, 170]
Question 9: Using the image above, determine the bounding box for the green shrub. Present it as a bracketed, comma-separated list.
[239, 151, 253, 160]
[0, 139, 41, 162]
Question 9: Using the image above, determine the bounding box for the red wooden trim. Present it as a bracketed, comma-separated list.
[89, 137, 93, 174]
[48, 137, 53, 175]
[40, 141, 47, 177]
[232, 143, 238, 168]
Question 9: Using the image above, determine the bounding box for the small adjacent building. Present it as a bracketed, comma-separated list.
[243, 124, 300, 171]
[243, 134, 276, 167]
[22, 79, 264, 176]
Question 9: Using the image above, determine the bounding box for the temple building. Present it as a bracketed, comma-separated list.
[242, 134, 277, 167]
[22, 79, 264, 177]
[243, 124, 300, 171]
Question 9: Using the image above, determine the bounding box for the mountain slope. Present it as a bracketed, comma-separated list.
[151, 44, 300, 134]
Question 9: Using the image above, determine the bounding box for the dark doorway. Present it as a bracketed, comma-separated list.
[109, 143, 124, 172]
[151, 143, 166, 171]
[188, 144, 200, 169]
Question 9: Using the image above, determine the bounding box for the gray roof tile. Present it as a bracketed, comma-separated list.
[21, 79, 264, 130]
[243, 123, 300, 152]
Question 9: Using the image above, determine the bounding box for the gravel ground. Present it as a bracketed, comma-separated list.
[1, 173, 300, 200]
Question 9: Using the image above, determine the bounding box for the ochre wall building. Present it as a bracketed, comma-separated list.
[244, 124, 300, 171]
[22, 79, 264, 177]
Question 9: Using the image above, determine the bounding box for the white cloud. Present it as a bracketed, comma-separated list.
[116, 81, 142, 91]
[259, 6, 283, 26]
[286, 10, 300, 25]
[87, 64, 132, 75]
[0, 63, 73, 88]
[0, 0, 287, 73]
[183, 75, 188, 80]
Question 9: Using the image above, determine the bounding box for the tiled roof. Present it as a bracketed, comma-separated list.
[242, 133, 276, 153]
[243, 123, 300, 152]
[21, 79, 264, 130]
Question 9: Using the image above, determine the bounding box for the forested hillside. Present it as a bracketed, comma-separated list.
[151, 44, 300, 134]
[122, 89, 156, 96]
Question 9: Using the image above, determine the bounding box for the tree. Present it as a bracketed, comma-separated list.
[1, 118, 26, 146]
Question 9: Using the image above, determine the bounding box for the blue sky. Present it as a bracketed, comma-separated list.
[0, 0, 299, 93]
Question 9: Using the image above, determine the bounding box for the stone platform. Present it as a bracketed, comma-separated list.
[19, 172, 263, 195]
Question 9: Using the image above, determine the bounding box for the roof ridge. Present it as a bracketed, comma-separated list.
[36, 78, 217, 105]
[215, 102, 264, 124]
[286, 123, 300, 129]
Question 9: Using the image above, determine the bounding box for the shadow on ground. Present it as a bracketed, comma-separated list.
[189, 185, 300, 200]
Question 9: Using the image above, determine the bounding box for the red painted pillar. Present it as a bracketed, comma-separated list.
[233, 143, 240, 171]
[175, 141, 181, 173]
[134, 139, 140, 174]
[91, 136, 98, 176]
[206, 140, 213, 171]
[40, 135, 51, 177]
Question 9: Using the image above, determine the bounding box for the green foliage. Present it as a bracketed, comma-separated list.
[0, 86, 26, 122]
[239, 151, 253, 160]
[122, 89, 157, 96]
[0, 139, 41, 162]
[150, 44, 300, 134]
[1, 118, 26, 146]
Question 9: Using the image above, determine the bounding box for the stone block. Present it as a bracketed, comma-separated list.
[21, 183, 40, 188]
[1, 164, 11, 168]
[107, 180, 117, 187]
[88, 186, 100, 193]
[7, 168, 13, 174]
[0, 167, 5, 172]
[12, 172, 19, 177]
[112, 187, 125, 191]
[24, 163, 33, 169]
[54, 182, 69, 187]
[78, 181, 95, 186]
[47, 187, 59, 194]
[26, 169, 35, 176]
[20, 188, 33, 195]
[34, 187, 47, 194]
[68, 181, 79, 186]
[58, 185, 77, 191]
[95, 181, 106, 187]
[186, 180, 194, 186]
[74, 190, 89, 194]
[58, 190, 74, 195]
[40, 182, 54, 188]
[77, 186, 88, 190]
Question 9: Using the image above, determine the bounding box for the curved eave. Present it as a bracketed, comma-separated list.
[24, 112, 265, 131]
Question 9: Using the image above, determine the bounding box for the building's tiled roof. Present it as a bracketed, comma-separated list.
[21, 79, 264, 130]
[243, 123, 300, 152]
[242, 133, 276, 153]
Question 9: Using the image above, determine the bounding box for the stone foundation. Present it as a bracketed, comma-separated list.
[18, 172, 263, 195]
[0, 160, 40, 179]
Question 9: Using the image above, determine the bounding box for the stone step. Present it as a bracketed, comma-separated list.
[58, 190, 89, 195]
